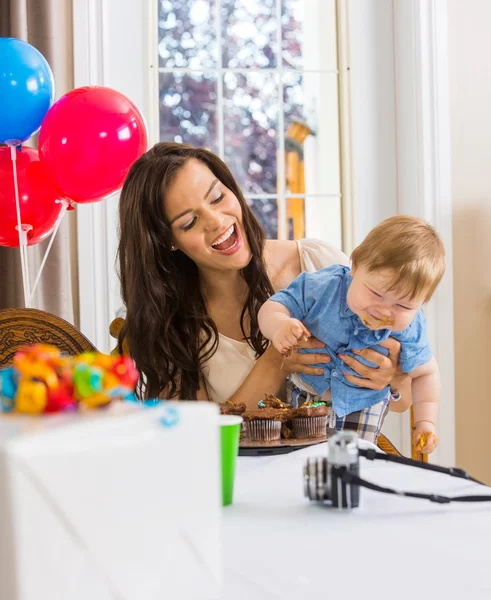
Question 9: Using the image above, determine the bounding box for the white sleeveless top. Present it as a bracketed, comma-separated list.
[201, 239, 349, 404]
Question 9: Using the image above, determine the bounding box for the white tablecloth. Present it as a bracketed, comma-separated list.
[223, 441, 491, 599]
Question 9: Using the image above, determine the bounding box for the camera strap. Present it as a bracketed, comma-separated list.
[337, 469, 491, 504]
[359, 447, 484, 483]
[335, 448, 491, 504]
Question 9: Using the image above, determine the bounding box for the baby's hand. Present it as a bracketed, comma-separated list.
[271, 319, 310, 355]
[413, 421, 439, 454]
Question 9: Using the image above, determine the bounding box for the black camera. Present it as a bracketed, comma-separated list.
[304, 431, 360, 509]
[304, 431, 490, 509]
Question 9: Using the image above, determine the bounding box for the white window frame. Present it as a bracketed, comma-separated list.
[156, 0, 342, 244]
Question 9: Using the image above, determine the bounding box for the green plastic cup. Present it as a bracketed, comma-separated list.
[220, 415, 242, 506]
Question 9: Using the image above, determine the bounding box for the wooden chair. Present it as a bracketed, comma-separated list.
[0, 308, 96, 368]
[376, 433, 401, 456]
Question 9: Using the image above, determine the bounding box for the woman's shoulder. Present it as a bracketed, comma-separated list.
[296, 238, 349, 271]
[264, 240, 301, 291]
[264, 238, 349, 290]
[264, 239, 299, 264]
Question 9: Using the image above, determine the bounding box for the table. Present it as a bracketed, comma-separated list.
[223, 441, 491, 599]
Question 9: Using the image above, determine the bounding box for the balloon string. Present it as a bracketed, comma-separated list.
[10, 145, 31, 308]
[20, 226, 32, 309]
[29, 199, 69, 305]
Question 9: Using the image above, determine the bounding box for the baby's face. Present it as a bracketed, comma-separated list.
[347, 265, 425, 331]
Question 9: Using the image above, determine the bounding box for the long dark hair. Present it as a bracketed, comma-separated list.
[118, 142, 274, 400]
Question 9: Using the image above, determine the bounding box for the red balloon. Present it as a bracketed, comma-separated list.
[0, 146, 63, 248]
[38, 86, 148, 203]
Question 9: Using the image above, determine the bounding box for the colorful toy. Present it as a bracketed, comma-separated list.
[0, 344, 139, 414]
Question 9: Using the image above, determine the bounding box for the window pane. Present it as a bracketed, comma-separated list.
[304, 195, 342, 247]
[247, 198, 278, 239]
[282, 0, 337, 71]
[286, 196, 305, 239]
[158, 0, 217, 68]
[221, 0, 277, 68]
[223, 72, 278, 194]
[281, 0, 304, 70]
[159, 72, 218, 152]
[283, 71, 340, 195]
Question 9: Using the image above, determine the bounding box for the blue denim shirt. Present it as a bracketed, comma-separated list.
[269, 264, 432, 418]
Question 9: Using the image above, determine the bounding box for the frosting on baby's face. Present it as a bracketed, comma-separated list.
[361, 315, 393, 329]
[347, 266, 425, 332]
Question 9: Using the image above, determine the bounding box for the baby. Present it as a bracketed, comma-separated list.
[258, 215, 445, 453]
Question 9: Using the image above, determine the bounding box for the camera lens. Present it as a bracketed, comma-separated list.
[304, 456, 329, 502]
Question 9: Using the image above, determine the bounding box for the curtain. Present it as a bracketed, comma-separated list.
[0, 0, 78, 325]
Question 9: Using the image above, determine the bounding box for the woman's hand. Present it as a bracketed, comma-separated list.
[279, 336, 331, 376]
[338, 337, 405, 391]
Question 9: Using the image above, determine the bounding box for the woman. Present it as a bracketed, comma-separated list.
[118, 143, 410, 440]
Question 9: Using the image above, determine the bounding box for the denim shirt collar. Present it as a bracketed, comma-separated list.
[339, 268, 355, 318]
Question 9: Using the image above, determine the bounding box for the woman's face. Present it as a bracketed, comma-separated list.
[164, 159, 252, 273]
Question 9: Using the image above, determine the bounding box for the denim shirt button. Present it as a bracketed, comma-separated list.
[354, 329, 359, 335]
[332, 371, 338, 377]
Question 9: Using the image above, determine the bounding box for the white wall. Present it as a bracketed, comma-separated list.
[448, 0, 491, 483]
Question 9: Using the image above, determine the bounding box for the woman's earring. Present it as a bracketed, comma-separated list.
[171, 245, 176, 251]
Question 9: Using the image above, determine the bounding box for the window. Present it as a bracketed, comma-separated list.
[72, 0, 346, 352]
[157, 0, 342, 246]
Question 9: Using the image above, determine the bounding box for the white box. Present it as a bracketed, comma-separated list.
[0, 402, 222, 600]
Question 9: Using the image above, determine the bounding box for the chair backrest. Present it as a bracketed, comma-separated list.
[0, 308, 96, 368]
[377, 433, 402, 456]
[109, 317, 129, 355]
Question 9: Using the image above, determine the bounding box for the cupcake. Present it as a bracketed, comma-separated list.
[242, 409, 285, 442]
[243, 394, 292, 443]
[291, 401, 328, 439]
[257, 395, 295, 439]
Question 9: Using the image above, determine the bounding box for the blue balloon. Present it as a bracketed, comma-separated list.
[0, 37, 54, 144]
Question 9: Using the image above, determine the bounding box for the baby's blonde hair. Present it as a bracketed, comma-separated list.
[351, 215, 445, 303]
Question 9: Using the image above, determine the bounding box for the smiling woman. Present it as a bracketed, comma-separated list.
[118, 143, 274, 400]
